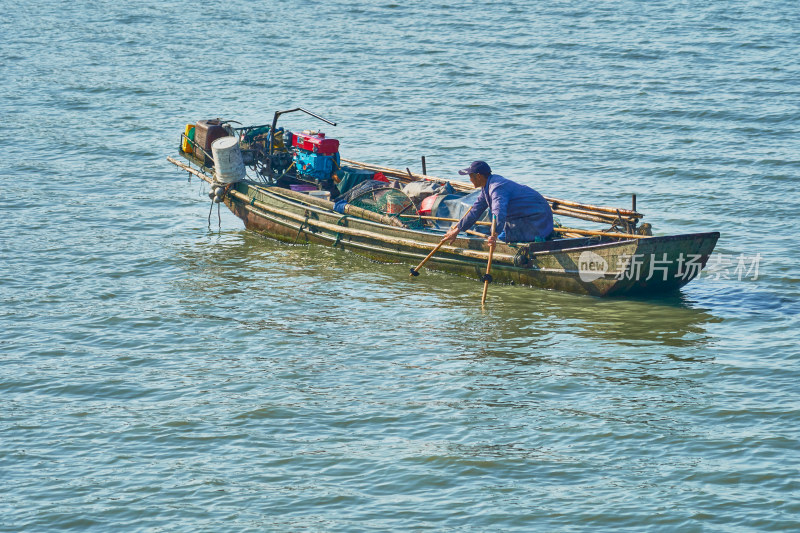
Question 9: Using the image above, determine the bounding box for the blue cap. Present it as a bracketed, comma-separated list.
[458, 160, 491, 176]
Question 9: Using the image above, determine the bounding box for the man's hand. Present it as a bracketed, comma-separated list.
[487, 234, 497, 247]
[442, 225, 460, 243]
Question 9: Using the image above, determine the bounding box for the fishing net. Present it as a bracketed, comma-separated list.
[338, 179, 393, 202]
[346, 185, 424, 229]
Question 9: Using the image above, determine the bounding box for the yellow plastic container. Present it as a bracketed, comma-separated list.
[181, 124, 195, 153]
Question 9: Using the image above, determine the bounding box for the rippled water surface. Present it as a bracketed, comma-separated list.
[2, 1, 799, 530]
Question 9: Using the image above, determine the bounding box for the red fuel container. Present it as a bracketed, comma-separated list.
[292, 131, 339, 155]
[194, 119, 228, 162]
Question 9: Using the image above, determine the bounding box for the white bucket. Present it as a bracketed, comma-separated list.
[211, 136, 246, 184]
[308, 190, 331, 201]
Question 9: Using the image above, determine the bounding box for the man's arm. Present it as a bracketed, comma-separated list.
[457, 194, 488, 233]
[489, 184, 510, 235]
[443, 194, 487, 242]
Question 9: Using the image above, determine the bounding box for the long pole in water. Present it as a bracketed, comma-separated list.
[409, 239, 448, 277]
[409, 207, 473, 276]
[481, 215, 498, 306]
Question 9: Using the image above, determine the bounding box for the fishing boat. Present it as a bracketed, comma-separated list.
[167, 108, 719, 297]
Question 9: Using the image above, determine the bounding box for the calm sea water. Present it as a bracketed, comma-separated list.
[2, 1, 799, 530]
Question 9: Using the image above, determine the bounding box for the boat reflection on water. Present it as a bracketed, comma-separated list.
[487, 288, 718, 350]
[175, 230, 718, 354]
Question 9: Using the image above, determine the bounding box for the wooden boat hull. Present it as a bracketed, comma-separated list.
[213, 177, 718, 297]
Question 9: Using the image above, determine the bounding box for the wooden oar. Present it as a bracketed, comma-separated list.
[409, 207, 473, 276]
[481, 215, 498, 306]
[409, 238, 449, 277]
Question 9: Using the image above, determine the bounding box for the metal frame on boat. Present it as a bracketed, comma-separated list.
[167, 113, 719, 297]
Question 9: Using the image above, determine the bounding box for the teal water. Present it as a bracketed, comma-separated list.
[2, 1, 799, 530]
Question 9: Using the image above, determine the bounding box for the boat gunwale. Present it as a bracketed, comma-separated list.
[536, 231, 721, 257]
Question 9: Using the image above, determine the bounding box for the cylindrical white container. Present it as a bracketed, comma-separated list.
[211, 136, 246, 183]
[308, 190, 331, 201]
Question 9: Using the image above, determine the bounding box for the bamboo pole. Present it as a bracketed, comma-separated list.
[405, 202, 634, 227]
[481, 215, 498, 306]
[168, 156, 212, 183]
[341, 158, 430, 183]
[551, 207, 622, 225]
[340, 158, 644, 218]
[553, 227, 649, 239]
[399, 214, 491, 226]
[413, 212, 624, 228]
[400, 214, 646, 240]
[550, 204, 621, 222]
[409, 207, 474, 276]
[404, 206, 626, 227]
[548, 198, 642, 218]
[409, 240, 449, 277]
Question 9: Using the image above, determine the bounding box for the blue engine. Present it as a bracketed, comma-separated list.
[290, 130, 340, 183]
[293, 149, 340, 182]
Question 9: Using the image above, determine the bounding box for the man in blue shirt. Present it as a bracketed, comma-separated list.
[443, 161, 554, 245]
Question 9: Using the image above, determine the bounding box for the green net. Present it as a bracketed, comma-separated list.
[348, 187, 424, 229]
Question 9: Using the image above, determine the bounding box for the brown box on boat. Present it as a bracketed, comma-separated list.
[194, 119, 227, 163]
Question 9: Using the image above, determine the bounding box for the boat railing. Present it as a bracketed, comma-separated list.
[179, 133, 214, 171]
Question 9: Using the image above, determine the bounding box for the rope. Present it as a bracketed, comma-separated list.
[274, 161, 296, 184]
[293, 210, 311, 244]
[513, 245, 531, 267]
[333, 215, 349, 247]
